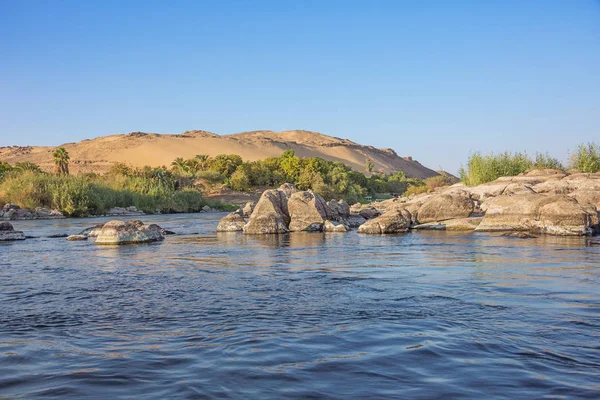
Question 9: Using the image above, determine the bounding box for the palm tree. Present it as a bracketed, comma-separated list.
[171, 157, 188, 174]
[14, 161, 42, 173]
[53, 147, 70, 175]
[193, 154, 211, 170]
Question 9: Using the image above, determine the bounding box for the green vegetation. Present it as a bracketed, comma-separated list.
[0, 166, 230, 217]
[53, 147, 70, 175]
[570, 143, 600, 173]
[459, 151, 565, 186]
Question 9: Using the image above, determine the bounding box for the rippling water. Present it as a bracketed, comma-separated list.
[1, 213, 599, 399]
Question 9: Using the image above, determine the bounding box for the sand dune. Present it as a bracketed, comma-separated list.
[0, 129, 439, 179]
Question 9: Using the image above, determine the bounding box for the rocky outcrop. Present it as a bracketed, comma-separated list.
[476, 194, 597, 236]
[358, 207, 380, 220]
[217, 212, 246, 232]
[327, 199, 350, 222]
[288, 190, 330, 232]
[94, 220, 165, 245]
[0, 204, 64, 220]
[357, 209, 410, 234]
[0, 221, 25, 241]
[243, 189, 291, 234]
[416, 194, 476, 224]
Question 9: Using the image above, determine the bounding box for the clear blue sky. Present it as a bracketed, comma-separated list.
[1, 0, 599, 173]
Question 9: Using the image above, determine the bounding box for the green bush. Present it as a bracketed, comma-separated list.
[570, 143, 600, 173]
[459, 151, 533, 186]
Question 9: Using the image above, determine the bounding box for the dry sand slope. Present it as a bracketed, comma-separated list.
[0, 129, 439, 178]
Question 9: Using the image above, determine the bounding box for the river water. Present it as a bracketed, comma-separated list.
[1, 213, 599, 399]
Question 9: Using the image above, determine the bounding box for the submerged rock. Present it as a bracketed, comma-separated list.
[501, 232, 538, 239]
[217, 212, 246, 232]
[0, 221, 25, 241]
[94, 220, 164, 245]
[66, 234, 88, 241]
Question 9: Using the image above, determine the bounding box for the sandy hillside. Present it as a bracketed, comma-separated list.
[0, 129, 439, 179]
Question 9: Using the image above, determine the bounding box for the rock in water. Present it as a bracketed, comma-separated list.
[243, 189, 291, 234]
[78, 224, 106, 237]
[241, 202, 256, 217]
[501, 232, 537, 239]
[416, 194, 475, 224]
[66, 234, 88, 241]
[323, 220, 348, 233]
[476, 194, 597, 236]
[288, 190, 330, 232]
[359, 207, 380, 220]
[94, 220, 164, 245]
[357, 209, 410, 234]
[0, 221, 25, 241]
[217, 212, 246, 232]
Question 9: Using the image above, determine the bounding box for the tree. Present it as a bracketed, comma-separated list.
[171, 157, 188, 174]
[15, 161, 42, 173]
[365, 158, 374, 173]
[193, 154, 211, 170]
[210, 154, 243, 177]
[53, 147, 70, 175]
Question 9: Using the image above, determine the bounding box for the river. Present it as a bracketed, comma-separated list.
[1, 213, 599, 399]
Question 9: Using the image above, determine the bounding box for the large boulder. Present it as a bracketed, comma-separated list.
[217, 212, 246, 232]
[243, 189, 290, 234]
[78, 223, 105, 237]
[288, 190, 330, 232]
[412, 217, 483, 231]
[0, 221, 25, 241]
[359, 207, 380, 220]
[417, 194, 475, 224]
[327, 199, 350, 222]
[357, 209, 410, 234]
[94, 220, 164, 245]
[476, 194, 597, 236]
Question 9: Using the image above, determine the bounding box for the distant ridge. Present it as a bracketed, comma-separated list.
[0, 129, 439, 179]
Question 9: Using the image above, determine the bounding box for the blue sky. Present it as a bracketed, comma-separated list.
[1, 0, 599, 173]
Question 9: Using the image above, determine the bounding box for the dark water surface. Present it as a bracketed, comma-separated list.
[1, 213, 599, 399]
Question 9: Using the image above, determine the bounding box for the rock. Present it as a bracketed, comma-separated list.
[2, 204, 19, 211]
[357, 209, 410, 234]
[327, 199, 350, 221]
[107, 206, 145, 216]
[217, 212, 247, 232]
[241, 202, 256, 217]
[243, 189, 290, 234]
[66, 234, 88, 241]
[417, 194, 475, 224]
[46, 234, 68, 238]
[78, 224, 105, 237]
[33, 208, 64, 219]
[568, 190, 600, 209]
[501, 232, 538, 239]
[347, 215, 367, 228]
[288, 190, 330, 232]
[359, 207, 380, 220]
[476, 194, 597, 236]
[278, 183, 298, 198]
[0, 221, 25, 241]
[94, 220, 165, 245]
[412, 217, 483, 231]
[202, 205, 212, 212]
[163, 230, 176, 235]
[323, 220, 348, 233]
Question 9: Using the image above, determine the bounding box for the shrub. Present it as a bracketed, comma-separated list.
[405, 185, 429, 196]
[459, 151, 533, 186]
[424, 175, 459, 191]
[570, 143, 600, 173]
[533, 152, 564, 170]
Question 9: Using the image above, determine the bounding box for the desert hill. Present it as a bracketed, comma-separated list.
[0, 129, 439, 179]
